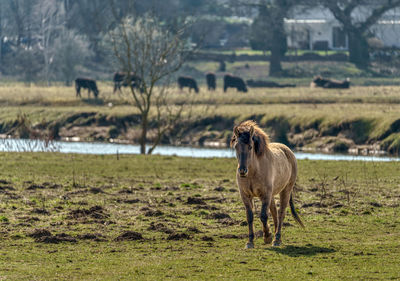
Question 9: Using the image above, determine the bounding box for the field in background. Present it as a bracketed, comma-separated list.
[0, 153, 399, 280]
[182, 60, 400, 87]
[2, 83, 400, 106]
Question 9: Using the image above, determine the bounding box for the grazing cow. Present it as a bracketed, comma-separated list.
[205, 72, 216, 91]
[113, 72, 143, 93]
[177, 76, 199, 93]
[75, 78, 99, 98]
[246, 79, 296, 88]
[224, 74, 247, 93]
[310, 76, 350, 89]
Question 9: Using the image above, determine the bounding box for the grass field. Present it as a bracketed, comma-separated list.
[0, 152, 399, 280]
[1, 81, 400, 279]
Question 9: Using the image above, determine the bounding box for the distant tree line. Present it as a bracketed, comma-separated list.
[248, 0, 400, 75]
[0, 0, 224, 84]
[1, 0, 400, 82]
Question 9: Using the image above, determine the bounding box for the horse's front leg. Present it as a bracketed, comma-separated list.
[242, 196, 254, 249]
[260, 194, 273, 244]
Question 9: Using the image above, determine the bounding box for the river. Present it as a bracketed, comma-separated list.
[0, 138, 399, 162]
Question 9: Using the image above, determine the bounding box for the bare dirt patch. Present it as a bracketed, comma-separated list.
[147, 222, 174, 234]
[89, 187, 104, 194]
[28, 229, 77, 243]
[167, 232, 192, 240]
[37, 233, 77, 243]
[68, 205, 109, 220]
[201, 236, 214, 241]
[115, 231, 143, 241]
[116, 198, 140, 204]
[26, 184, 46, 190]
[0, 185, 15, 192]
[31, 208, 50, 215]
[186, 197, 206, 205]
[28, 228, 52, 239]
[207, 212, 231, 220]
[0, 179, 12, 185]
[141, 208, 164, 217]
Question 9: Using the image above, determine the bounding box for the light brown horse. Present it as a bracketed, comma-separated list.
[230, 120, 304, 249]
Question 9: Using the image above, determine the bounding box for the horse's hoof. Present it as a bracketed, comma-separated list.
[245, 242, 254, 249]
[272, 240, 281, 247]
[264, 234, 273, 244]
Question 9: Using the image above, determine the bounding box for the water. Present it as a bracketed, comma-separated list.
[0, 138, 399, 162]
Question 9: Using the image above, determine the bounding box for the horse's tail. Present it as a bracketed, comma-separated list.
[289, 192, 305, 228]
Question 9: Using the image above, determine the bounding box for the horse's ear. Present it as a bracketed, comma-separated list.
[230, 134, 236, 148]
[252, 134, 265, 156]
[249, 126, 254, 137]
[234, 125, 240, 136]
[231, 126, 239, 148]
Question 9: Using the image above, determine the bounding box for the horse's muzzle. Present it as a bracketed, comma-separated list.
[238, 167, 248, 177]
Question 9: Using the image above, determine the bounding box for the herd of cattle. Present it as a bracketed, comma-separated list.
[74, 73, 350, 98]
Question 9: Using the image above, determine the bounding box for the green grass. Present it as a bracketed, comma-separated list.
[0, 152, 399, 280]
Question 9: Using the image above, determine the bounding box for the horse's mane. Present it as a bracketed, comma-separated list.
[230, 120, 269, 156]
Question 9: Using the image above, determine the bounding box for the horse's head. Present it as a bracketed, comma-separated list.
[231, 125, 256, 178]
[94, 89, 99, 98]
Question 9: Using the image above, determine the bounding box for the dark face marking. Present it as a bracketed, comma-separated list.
[235, 132, 253, 177]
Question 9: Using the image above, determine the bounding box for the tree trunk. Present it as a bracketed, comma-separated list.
[268, 8, 287, 77]
[269, 47, 282, 76]
[269, 28, 286, 76]
[348, 30, 369, 69]
[140, 113, 148, 154]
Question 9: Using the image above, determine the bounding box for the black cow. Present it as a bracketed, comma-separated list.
[177, 76, 199, 93]
[246, 79, 296, 88]
[113, 72, 142, 93]
[205, 72, 216, 91]
[223, 74, 247, 93]
[75, 78, 99, 98]
[311, 76, 350, 89]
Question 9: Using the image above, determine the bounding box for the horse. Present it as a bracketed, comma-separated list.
[113, 72, 143, 93]
[177, 76, 199, 93]
[205, 72, 216, 91]
[310, 76, 350, 89]
[75, 78, 99, 98]
[224, 74, 247, 93]
[230, 120, 304, 249]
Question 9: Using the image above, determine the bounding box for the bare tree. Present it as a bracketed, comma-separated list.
[37, 0, 64, 85]
[321, 0, 400, 68]
[107, 14, 190, 154]
[7, 0, 38, 47]
[52, 30, 92, 86]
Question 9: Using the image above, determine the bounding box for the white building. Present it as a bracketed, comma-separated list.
[285, 6, 400, 50]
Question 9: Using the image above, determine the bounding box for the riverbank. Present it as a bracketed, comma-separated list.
[0, 85, 399, 155]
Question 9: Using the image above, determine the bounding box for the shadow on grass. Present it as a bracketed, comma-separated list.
[267, 244, 335, 257]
